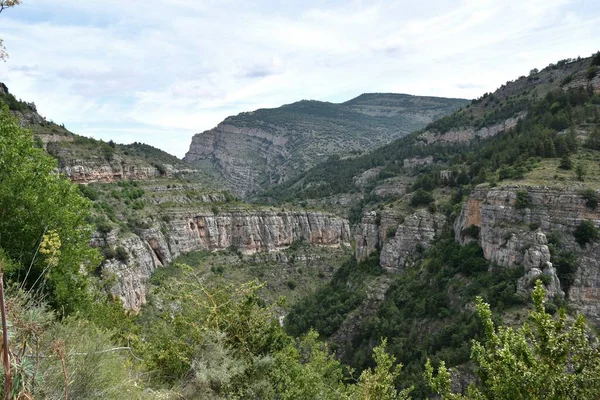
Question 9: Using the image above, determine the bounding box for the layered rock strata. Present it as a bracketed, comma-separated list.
[96, 209, 351, 311]
[455, 186, 600, 321]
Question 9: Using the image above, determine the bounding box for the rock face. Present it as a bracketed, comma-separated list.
[184, 94, 467, 197]
[419, 112, 526, 145]
[380, 210, 446, 271]
[58, 156, 195, 183]
[455, 186, 600, 321]
[355, 209, 445, 271]
[355, 211, 404, 262]
[97, 209, 351, 311]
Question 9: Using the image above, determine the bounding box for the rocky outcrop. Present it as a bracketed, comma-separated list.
[380, 210, 446, 271]
[97, 209, 351, 311]
[355, 209, 445, 271]
[455, 186, 600, 321]
[353, 167, 382, 189]
[355, 211, 404, 262]
[184, 95, 467, 197]
[419, 112, 526, 145]
[403, 156, 434, 169]
[51, 151, 196, 183]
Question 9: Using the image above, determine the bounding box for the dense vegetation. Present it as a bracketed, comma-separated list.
[256, 55, 600, 207]
[285, 230, 528, 396]
[1, 52, 600, 399]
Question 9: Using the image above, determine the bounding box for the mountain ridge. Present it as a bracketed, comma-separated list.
[184, 92, 468, 198]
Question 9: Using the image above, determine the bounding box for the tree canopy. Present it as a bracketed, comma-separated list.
[0, 108, 100, 314]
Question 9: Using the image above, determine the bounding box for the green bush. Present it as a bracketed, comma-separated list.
[515, 190, 531, 209]
[574, 220, 599, 247]
[102, 246, 117, 260]
[580, 188, 599, 209]
[410, 189, 435, 207]
[558, 154, 572, 170]
[592, 51, 600, 66]
[115, 246, 129, 263]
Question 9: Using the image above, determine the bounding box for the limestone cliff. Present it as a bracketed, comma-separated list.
[95, 209, 351, 311]
[355, 209, 445, 271]
[455, 186, 600, 321]
[184, 94, 467, 197]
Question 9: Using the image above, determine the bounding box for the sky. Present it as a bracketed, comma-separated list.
[0, 0, 599, 157]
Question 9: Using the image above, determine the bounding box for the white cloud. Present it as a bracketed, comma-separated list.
[0, 0, 598, 157]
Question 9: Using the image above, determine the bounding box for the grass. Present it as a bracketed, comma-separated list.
[501, 150, 600, 189]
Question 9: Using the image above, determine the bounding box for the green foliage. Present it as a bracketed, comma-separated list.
[515, 190, 531, 209]
[587, 66, 598, 80]
[0, 108, 100, 314]
[580, 188, 599, 209]
[552, 251, 579, 293]
[558, 154, 572, 169]
[78, 183, 99, 200]
[285, 252, 382, 338]
[592, 51, 600, 67]
[289, 233, 523, 397]
[575, 162, 587, 181]
[115, 246, 129, 263]
[0, 290, 146, 400]
[0, 84, 35, 112]
[584, 126, 600, 150]
[410, 189, 435, 207]
[573, 220, 599, 247]
[427, 281, 600, 399]
[348, 339, 412, 400]
[270, 330, 347, 400]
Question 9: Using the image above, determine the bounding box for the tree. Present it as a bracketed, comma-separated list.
[426, 280, 600, 399]
[592, 51, 600, 67]
[584, 126, 600, 150]
[0, 1, 22, 61]
[348, 339, 412, 400]
[0, 109, 100, 314]
[558, 154, 572, 170]
[575, 162, 587, 181]
[573, 220, 599, 247]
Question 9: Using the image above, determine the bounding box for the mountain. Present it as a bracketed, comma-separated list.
[266, 52, 600, 394]
[183, 93, 468, 198]
[3, 51, 600, 398]
[0, 82, 352, 313]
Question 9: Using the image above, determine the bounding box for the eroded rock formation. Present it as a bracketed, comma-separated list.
[455, 186, 600, 321]
[95, 209, 351, 311]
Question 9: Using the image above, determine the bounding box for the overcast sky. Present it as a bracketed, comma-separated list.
[0, 0, 598, 157]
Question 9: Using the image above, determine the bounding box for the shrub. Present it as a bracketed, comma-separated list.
[573, 220, 599, 247]
[78, 184, 99, 200]
[96, 219, 113, 235]
[575, 163, 587, 181]
[115, 246, 129, 263]
[558, 154, 572, 170]
[515, 190, 531, 209]
[410, 189, 435, 207]
[592, 51, 600, 66]
[102, 247, 117, 260]
[580, 188, 599, 209]
[461, 225, 480, 239]
[587, 66, 598, 80]
[286, 280, 297, 290]
[584, 127, 600, 150]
